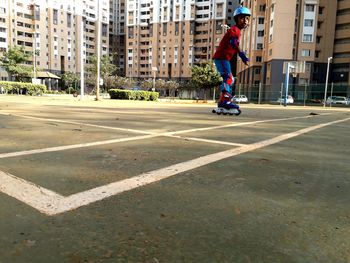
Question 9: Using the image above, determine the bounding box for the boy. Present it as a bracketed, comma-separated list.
[213, 6, 251, 114]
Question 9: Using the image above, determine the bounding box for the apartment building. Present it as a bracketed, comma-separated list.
[0, 0, 109, 86]
[238, 0, 349, 93]
[332, 0, 350, 85]
[124, 0, 240, 80]
[109, 0, 126, 74]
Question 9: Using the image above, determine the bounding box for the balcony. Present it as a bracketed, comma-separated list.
[338, 0, 350, 9]
[334, 43, 350, 54]
[336, 14, 350, 25]
[335, 29, 349, 39]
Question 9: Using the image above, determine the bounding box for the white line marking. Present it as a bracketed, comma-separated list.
[1, 117, 348, 216]
[170, 135, 247, 147]
[0, 171, 64, 215]
[0, 114, 321, 159]
[0, 112, 153, 135]
[0, 134, 159, 159]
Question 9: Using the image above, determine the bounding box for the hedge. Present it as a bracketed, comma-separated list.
[0, 81, 47, 96]
[109, 89, 159, 101]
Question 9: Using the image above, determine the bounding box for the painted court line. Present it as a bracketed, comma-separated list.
[1, 117, 348, 216]
[0, 112, 153, 135]
[170, 135, 247, 147]
[0, 114, 321, 159]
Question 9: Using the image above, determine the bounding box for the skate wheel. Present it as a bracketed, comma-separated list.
[223, 112, 228, 115]
[212, 109, 216, 113]
[229, 113, 234, 115]
[235, 109, 242, 116]
[217, 112, 221, 115]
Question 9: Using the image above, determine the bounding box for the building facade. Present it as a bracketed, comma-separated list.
[237, 0, 349, 96]
[124, 0, 240, 81]
[0, 0, 109, 87]
[109, 0, 126, 75]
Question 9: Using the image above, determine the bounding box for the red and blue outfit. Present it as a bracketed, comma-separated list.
[213, 25, 241, 109]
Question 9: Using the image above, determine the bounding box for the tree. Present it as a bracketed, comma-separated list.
[164, 80, 179, 97]
[191, 61, 222, 90]
[154, 79, 166, 95]
[61, 71, 80, 90]
[191, 61, 222, 100]
[0, 46, 32, 81]
[85, 53, 118, 90]
[139, 78, 153, 91]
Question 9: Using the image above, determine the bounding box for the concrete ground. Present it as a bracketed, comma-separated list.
[0, 95, 349, 263]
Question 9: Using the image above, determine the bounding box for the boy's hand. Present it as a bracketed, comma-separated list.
[239, 51, 249, 65]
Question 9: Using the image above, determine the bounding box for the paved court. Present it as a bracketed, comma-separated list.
[0, 95, 349, 262]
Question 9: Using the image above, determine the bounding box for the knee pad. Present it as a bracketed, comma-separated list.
[225, 73, 234, 86]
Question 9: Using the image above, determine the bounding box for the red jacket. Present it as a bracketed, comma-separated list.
[213, 25, 241, 61]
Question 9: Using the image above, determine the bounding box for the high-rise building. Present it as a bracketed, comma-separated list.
[109, 0, 126, 75]
[0, 0, 109, 87]
[332, 0, 350, 86]
[238, 0, 349, 93]
[124, 0, 240, 80]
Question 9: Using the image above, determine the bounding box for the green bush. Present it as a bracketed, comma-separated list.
[109, 89, 159, 101]
[0, 81, 47, 95]
[149, 92, 159, 101]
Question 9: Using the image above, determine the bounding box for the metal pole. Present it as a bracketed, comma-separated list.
[80, 18, 85, 100]
[303, 84, 307, 107]
[153, 72, 156, 91]
[258, 82, 262, 104]
[95, 0, 101, 101]
[33, 33, 36, 79]
[330, 82, 334, 108]
[280, 83, 283, 106]
[284, 63, 290, 107]
[323, 57, 332, 107]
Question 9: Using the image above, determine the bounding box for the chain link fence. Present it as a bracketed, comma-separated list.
[232, 83, 350, 106]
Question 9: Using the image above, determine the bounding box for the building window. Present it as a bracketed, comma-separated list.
[258, 30, 264, 37]
[305, 4, 315, 12]
[67, 13, 72, 27]
[301, 49, 311, 57]
[258, 17, 264, 24]
[319, 7, 324, 14]
[304, 19, 313, 27]
[257, 43, 263, 50]
[303, 34, 313, 42]
[53, 9, 58, 25]
[256, 56, 262, 62]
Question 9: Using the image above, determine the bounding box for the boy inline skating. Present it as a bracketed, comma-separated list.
[212, 6, 251, 115]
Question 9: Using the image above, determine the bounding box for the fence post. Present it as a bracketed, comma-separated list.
[258, 82, 262, 104]
[238, 84, 241, 104]
[303, 84, 307, 107]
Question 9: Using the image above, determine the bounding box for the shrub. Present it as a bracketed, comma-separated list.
[108, 89, 159, 101]
[149, 92, 159, 101]
[0, 81, 47, 95]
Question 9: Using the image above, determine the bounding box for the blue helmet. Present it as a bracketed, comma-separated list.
[233, 6, 251, 17]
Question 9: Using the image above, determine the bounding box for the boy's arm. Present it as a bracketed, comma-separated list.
[229, 35, 249, 65]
